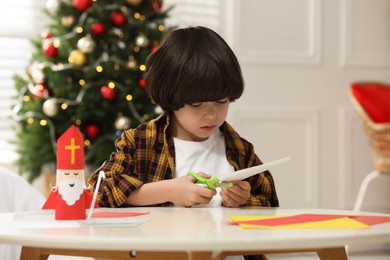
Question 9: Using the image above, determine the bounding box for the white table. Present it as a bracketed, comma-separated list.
[1, 207, 390, 260]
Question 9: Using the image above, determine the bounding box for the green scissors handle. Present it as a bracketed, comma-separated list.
[187, 172, 233, 189]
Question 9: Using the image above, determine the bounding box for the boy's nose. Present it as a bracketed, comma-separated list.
[203, 104, 217, 119]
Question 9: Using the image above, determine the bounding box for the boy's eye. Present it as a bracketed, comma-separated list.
[216, 98, 229, 104]
[189, 98, 228, 107]
[190, 103, 202, 107]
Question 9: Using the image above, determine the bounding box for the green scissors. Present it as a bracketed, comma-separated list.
[187, 157, 292, 190]
[187, 172, 233, 189]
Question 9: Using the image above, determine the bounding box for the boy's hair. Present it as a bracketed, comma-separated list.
[145, 26, 244, 112]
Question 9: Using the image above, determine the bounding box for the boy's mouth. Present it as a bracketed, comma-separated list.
[201, 125, 216, 132]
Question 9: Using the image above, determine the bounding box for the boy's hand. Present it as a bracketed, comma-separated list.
[220, 180, 250, 208]
[169, 173, 217, 207]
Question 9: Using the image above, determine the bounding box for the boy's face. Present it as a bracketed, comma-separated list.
[170, 98, 229, 142]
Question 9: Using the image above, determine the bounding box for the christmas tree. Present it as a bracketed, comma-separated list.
[12, 0, 172, 182]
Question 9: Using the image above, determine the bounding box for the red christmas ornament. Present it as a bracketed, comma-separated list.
[91, 22, 106, 36]
[41, 30, 52, 39]
[31, 84, 50, 99]
[100, 85, 116, 100]
[150, 44, 159, 53]
[73, 0, 93, 11]
[85, 124, 100, 140]
[151, 0, 162, 12]
[138, 78, 145, 89]
[110, 11, 126, 27]
[43, 40, 58, 58]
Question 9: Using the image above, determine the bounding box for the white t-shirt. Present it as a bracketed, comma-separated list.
[174, 133, 245, 260]
[173, 130, 234, 207]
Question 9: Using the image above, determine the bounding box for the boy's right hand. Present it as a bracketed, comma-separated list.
[168, 173, 217, 207]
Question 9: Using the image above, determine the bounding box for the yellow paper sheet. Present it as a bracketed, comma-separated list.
[239, 217, 369, 229]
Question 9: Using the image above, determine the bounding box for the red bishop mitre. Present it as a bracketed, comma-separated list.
[57, 125, 84, 170]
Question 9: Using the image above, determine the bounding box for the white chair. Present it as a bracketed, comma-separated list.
[0, 167, 96, 260]
[349, 82, 390, 212]
[0, 167, 45, 260]
[353, 171, 390, 211]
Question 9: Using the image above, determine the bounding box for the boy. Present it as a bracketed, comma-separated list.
[88, 26, 278, 209]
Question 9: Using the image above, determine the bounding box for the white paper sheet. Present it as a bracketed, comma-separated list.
[12, 211, 150, 228]
[218, 156, 291, 182]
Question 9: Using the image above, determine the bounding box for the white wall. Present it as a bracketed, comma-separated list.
[223, 0, 390, 212]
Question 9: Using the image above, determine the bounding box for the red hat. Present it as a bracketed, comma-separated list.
[57, 125, 84, 170]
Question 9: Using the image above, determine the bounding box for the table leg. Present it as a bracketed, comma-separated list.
[317, 247, 348, 260]
[190, 251, 213, 260]
[20, 246, 348, 260]
[20, 247, 49, 260]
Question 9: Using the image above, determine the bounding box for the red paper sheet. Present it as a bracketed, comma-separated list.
[231, 214, 390, 227]
[231, 214, 346, 226]
[350, 215, 390, 226]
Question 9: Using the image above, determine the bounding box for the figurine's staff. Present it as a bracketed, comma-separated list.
[87, 171, 105, 219]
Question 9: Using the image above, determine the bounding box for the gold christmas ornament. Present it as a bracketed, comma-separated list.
[125, 0, 143, 6]
[61, 15, 75, 27]
[127, 55, 138, 69]
[68, 50, 88, 67]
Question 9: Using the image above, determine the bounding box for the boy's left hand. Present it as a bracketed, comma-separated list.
[220, 180, 250, 208]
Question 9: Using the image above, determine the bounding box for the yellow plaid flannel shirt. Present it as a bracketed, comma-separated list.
[88, 113, 279, 208]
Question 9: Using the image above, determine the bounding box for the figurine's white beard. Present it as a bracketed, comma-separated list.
[58, 178, 84, 206]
